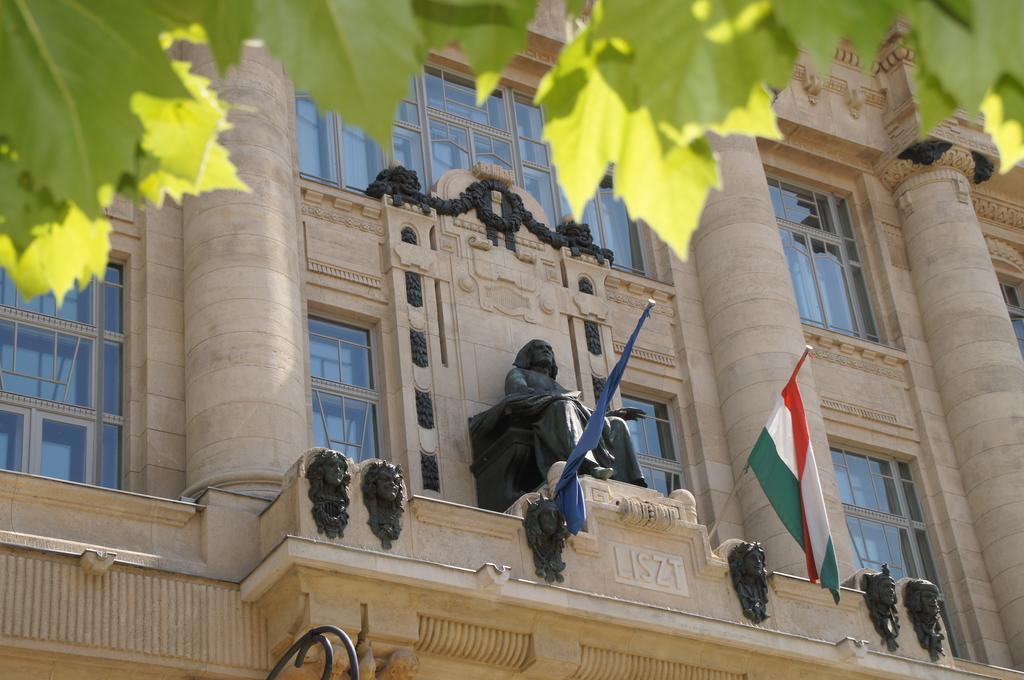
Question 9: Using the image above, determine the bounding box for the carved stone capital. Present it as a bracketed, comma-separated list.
[880, 141, 995, 195]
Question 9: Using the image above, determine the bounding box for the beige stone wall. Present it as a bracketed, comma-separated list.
[6, 9, 1024, 678]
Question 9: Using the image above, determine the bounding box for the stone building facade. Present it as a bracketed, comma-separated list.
[1, 6, 1024, 679]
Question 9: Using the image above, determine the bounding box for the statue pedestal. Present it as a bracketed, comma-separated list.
[470, 427, 542, 512]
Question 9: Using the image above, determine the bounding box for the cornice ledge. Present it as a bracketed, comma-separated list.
[879, 141, 995, 191]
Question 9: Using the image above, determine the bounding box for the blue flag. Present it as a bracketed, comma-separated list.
[555, 300, 656, 534]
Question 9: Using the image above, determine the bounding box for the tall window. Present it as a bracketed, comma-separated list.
[770, 178, 878, 341]
[623, 395, 683, 495]
[832, 447, 958, 654]
[296, 69, 648, 275]
[1000, 281, 1024, 358]
[0, 266, 124, 488]
[308, 318, 380, 461]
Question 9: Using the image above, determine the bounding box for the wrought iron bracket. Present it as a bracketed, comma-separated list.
[267, 625, 359, 680]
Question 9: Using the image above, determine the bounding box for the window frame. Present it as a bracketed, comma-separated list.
[769, 177, 879, 342]
[1000, 281, 1024, 358]
[621, 393, 685, 495]
[296, 67, 651, 276]
[0, 265, 125, 487]
[307, 316, 383, 462]
[832, 447, 960, 656]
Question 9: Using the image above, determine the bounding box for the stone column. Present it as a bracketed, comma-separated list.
[890, 148, 1024, 666]
[180, 45, 308, 498]
[693, 135, 854, 576]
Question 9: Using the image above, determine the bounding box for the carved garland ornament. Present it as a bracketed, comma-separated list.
[366, 165, 614, 265]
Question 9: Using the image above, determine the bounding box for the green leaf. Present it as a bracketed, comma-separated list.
[538, 16, 720, 260]
[413, 0, 537, 103]
[771, 0, 903, 74]
[0, 204, 110, 305]
[981, 77, 1024, 172]
[593, 0, 796, 134]
[254, 0, 425, 145]
[132, 60, 248, 205]
[151, 0, 255, 72]
[0, 149, 67, 251]
[0, 0, 185, 215]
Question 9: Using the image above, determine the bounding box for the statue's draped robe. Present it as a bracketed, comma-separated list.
[469, 366, 645, 485]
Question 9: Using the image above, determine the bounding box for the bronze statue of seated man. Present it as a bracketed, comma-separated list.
[470, 339, 647, 508]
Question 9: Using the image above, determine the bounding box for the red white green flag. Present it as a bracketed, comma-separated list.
[747, 350, 840, 603]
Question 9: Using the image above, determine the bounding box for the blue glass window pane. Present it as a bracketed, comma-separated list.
[340, 344, 371, 388]
[0, 271, 15, 307]
[40, 419, 87, 482]
[104, 282, 122, 333]
[318, 392, 345, 449]
[56, 335, 78, 397]
[309, 334, 341, 382]
[813, 240, 856, 334]
[344, 398, 368, 448]
[515, 101, 544, 141]
[0, 410, 23, 471]
[103, 341, 121, 415]
[19, 291, 57, 317]
[105, 265, 122, 285]
[598, 188, 644, 273]
[522, 167, 557, 225]
[846, 453, 876, 510]
[309, 318, 369, 345]
[312, 391, 330, 449]
[768, 182, 785, 220]
[296, 98, 339, 182]
[0, 319, 14, 372]
[56, 283, 92, 324]
[832, 450, 855, 505]
[363, 405, 378, 461]
[16, 326, 54, 381]
[473, 134, 512, 168]
[101, 424, 120, 489]
[782, 231, 824, 325]
[392, 127, 425, 184]
[343, 125, 384, 191]
[429, 120, 470, 180]
[68, 338, 92, 407]
[425, 72, 445, 109]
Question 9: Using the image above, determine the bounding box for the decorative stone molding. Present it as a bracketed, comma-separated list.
[616, 497, 688, 531]
[300, 203, 385, 236]
[882, 222, 909, 270]
[0, 550, 267, 671]
[974, 194, 1024, 229]
[415, 615, 531, 669]
[985, 236, 1024, 275]
[820, 398, 901, 427]
[792, 64, 885, 111]
[881, 141, 995, 192]
[573, 646, 744, 680]
[809, 348, 904, 381]
[308, 259, 384, 291]
[612, 341, 676, 367]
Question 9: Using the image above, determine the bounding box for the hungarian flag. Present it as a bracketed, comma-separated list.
[747, 350, 840, 603]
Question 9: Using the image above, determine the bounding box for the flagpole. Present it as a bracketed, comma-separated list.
[707, 345, 814, 544]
